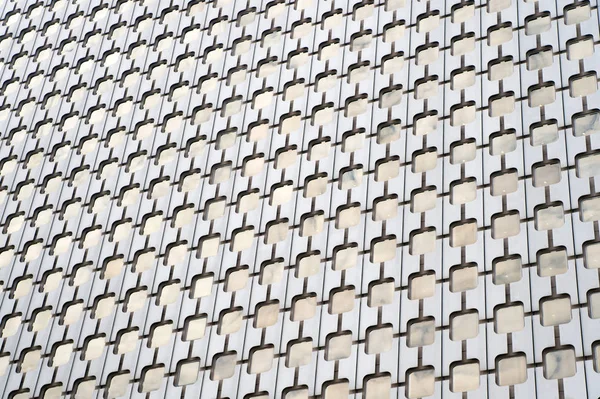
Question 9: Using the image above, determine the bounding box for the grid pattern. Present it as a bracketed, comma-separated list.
[0, 0, 599, 398]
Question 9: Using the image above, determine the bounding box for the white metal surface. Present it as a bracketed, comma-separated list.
[0, 0, 598, 398]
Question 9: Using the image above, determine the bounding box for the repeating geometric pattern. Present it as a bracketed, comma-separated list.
[0, 0, 599, 398]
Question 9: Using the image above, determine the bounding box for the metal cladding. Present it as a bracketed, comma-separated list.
[0, 0, 599, 398]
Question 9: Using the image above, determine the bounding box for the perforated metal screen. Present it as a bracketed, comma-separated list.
[0, 0, 600, 398]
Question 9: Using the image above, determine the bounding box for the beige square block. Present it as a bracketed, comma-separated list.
[382, 53, 404, 75]
[450, 360, 480, 392]
[370, 235, 397, 263]
[225, 267, 249, 292]
[364, 374, 391, 399]
[366, 325, 393, 354]
[279, 112, 302, 135]
[339, 167, 363, 190]
[491, 170, 518, 196]
[379, 85, 404, 108]
[296, 252, 321, 278]
[304, 174, 328, 198]
[284, 387, 309, 399]
[93, 295, 115, 319]
[211, 352, 237, 380]
[451, 2, 474, 23]
[488, 0, 511, 12]
[191, 273, 214, 298]
[107, 372, 130, 399]
[588, 289, 600, 318]
[535, 203, 565, 231]
[157, 281, 180, 306]
[407, 318, 436, 347]
[231, 227, 254, 252]
[409, 228, 436, 255]
[451, 33, 475, 56]
[323, 380, 349, 399]
[494, 302, 525, 334]
[411, 186, 437, 213]
[527, 47, 553, 71]
[175, 358, 200, 386]
[489, 93, 515, 117]
[52, 340, 74, 367]
[375, 158, 400, 182]
[406, 367, 435, 398]
[1, 314, 20, 338]
[409, 271, 436, 300]
[496, 353, 527, 386]
[412, 148, 438, 173]
[451, 67, 476, 90]
[450, 264, 479, 292]
[373, 196, 398, 221]
[292, 294, 317, 321]
[308, 138, 331, 161]
[576, 152, 600, 178]
[491, 211, 520, 239]
[450, 139, 476, 164]
[368, 279, 395, 307]
[300, 212, 325, 237]
[342, 130, 365, 153]
[329, 286, 355, 314]
[326, 332, 353, 361]
[265, 219, 289, 245]
[543, 346, 576, 379]
[450, 179, 477, 205]
[525, 13, 551, 35]
[286, 339, 313, 368]
[237, 190, 260, 214]
[450, 219, 478, 248]
[333, 244, 359, 271]
[580, 195, 600, 222]
[584, 241, 600, 269]
[83, 336, 106, 360]
[140, 365, 164, 393]
[319, 41, 340, 61]
[260, 259, 283, 285]
[417, 12, 440, 33]
[31, 308, 52, 332]
[415, 77, 438, 100]
[183, 315, 206, 341]
[540, 295, 572, 326]
[383, 22, 405, 43]
[567, 36, 594, 60]
[532, 160, 561, 187]
[350, 31, 372, 52]
[249, 345, 274, 374]
[345, 95, 368, 117]
[450, 310, 479, 341]
[322, 9, 343, 30]
[414, 112, 438, 135]
[450, 102, 476, 127]
[20, 347, 41, 373]
[528, 83, 555, 107]
[489, 57, 514, 81]
[570, 73, 598, 97]
[488, 24, 512, 46]
[254, 301, 280, 328]
[565, 2, 591, 24]
[218, 308, 243, 336]
[150, 322, 173, 348]
[594, 342, 600, 372]
[416, 44, 439, 66]
[537, 247, 568, 277]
